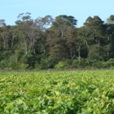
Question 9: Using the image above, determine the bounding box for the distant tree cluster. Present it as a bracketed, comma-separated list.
[0, 13, 114, 69]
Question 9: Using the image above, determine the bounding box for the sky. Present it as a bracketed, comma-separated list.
[0, 0, 114, 27]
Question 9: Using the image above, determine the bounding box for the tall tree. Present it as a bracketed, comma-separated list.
[106, 15, 114, 58]
[84, 16, 105, 45]
[47, 15, 77, 63]
[0, 19, 6, 27]
[83, 16, 107, 60]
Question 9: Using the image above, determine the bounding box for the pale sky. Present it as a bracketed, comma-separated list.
[0, 0, 114, 27]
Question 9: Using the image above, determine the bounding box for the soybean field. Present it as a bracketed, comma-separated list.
[0, 70, 114, 114]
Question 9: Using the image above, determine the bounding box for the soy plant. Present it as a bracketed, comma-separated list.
[0, 70, 114, 113]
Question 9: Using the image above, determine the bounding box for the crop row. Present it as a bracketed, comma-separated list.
[0, 70, 114, 113]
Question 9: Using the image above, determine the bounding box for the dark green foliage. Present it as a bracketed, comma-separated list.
[0, 13, 114, 69]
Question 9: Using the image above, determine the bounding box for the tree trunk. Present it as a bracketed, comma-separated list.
[78, 46, 81, 63]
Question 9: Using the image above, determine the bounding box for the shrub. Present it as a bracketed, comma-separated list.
[72, 58, 87, 68]
[54, 60, 70, 69]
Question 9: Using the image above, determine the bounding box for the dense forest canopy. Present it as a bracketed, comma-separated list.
[0, 13, 114, 69]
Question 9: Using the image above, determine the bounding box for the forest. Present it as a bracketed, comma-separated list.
[0, 12, 114, 69]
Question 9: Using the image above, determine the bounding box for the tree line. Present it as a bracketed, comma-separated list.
[0, 13, 114, 69]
